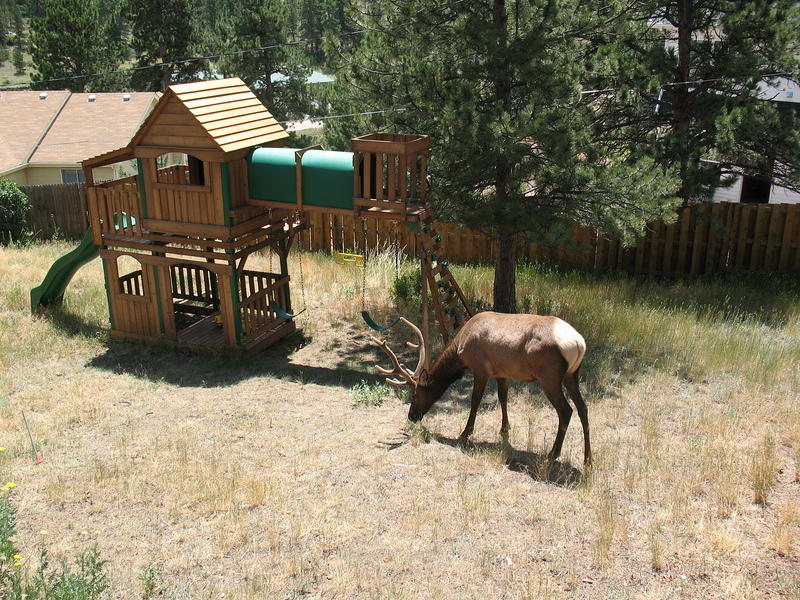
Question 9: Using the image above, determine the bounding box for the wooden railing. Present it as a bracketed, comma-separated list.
[99, 174, 139, 191]
[119, 270, 144, 296]
[238, 271, 290, 339]
[87, 186, 143, 238]
[148, 164, 217, 225]
[170, 263, 219, 315]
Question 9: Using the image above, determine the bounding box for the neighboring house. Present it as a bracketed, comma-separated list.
[0, 90, 160, 186]
[650, 18, 800, 204]
[710, 78, 800, 204]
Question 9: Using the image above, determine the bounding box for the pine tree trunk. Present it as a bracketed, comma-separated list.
[674, 0, 692, 201]
[490, 0, 516, 314]
[493, 229, 516, 313]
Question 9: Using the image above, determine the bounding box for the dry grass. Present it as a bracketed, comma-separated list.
[0, 241, 799, 599]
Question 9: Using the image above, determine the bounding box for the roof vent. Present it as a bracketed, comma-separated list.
[87, 94, 96, 102]
[122, 94, 131, 101]
[39, 92, 48, 100]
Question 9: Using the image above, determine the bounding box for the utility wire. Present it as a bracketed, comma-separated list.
[0, 0, 468, 90]
[0, 28, 371, 90]
[2, 70, 794, 152]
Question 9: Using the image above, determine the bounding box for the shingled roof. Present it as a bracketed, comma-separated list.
[132, 77, 289, 153]
[0, 91, 159, 175]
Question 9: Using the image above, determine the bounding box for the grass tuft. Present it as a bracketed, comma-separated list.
[749, 433, 779, 505]
[351, 379, 392, 407]
[771, 501, 798, 557]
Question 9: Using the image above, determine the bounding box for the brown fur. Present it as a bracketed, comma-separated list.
[408, 312, 591, 465]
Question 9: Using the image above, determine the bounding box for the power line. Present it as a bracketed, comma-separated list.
[3, 70, 792, 151]
[278, 108, 406, 125]
[0, 28, 370, 90]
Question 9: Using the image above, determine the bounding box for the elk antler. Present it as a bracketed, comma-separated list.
[370, 317, 427, 387]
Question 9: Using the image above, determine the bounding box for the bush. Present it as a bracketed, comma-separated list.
[0, 496, 108, 599]
[391, 269, 421, 305]
[0, 179, 30, 244]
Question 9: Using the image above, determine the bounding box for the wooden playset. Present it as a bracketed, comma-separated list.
[31, 78, 472, 353]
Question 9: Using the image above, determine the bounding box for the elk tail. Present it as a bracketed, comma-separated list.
[552, 319, 587, 375]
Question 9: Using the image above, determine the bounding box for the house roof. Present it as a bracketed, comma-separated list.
[131, 77, 289, 154]
[0, 90, 159, 174]
[0, 90, 70, 173]
[31, 92, 159, 164]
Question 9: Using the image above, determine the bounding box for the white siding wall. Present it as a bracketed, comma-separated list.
[712, 177, 743, 203]
[769, 185, 800, 204]
[712, 176, 800, 204]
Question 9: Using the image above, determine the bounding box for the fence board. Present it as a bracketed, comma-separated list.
[22, 183, 88, 239]
[778, 205, 797, 271]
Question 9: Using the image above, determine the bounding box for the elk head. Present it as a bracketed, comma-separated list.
[369, 318, 431, 422]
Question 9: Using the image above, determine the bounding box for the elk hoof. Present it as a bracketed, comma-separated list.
[457, 435, 471, 449]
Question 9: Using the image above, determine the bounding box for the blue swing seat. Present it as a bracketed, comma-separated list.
[361, 310, 401, 332]
[270, 300, 305, 319]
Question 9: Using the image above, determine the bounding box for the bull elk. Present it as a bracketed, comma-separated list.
[370, 312, 591, 465]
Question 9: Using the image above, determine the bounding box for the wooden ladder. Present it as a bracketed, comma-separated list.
[418, 215, 474, 345]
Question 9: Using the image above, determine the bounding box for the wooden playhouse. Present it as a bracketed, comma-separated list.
[52, 77, 454, 353]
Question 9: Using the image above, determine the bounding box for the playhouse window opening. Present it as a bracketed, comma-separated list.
[156, 153, 206, 186]
[117, 255, 145, 296]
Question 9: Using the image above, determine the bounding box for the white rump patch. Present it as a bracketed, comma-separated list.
[551, 319, 586, 374]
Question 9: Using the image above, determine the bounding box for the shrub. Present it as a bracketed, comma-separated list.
[0, 496, 108, 599]
[0, 179, 30, 244]
[391, 269, 421, 305]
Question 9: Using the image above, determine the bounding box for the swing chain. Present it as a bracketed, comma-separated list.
[298, 243, 306, 312]
[360, 217, 368, 312]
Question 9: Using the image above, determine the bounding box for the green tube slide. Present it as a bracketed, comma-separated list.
[30, 228, 99, 313]
[247, 147, 355, 210]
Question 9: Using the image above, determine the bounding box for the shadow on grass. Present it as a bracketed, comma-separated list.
[436, 435, 583, 487]
[376, 427, 582, 487]
[47, 308, 107, 339]
[615, 271, 800, 328]
[86, 329, 383, 389]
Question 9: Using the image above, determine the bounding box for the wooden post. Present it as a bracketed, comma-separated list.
[421, 254, 430, 369]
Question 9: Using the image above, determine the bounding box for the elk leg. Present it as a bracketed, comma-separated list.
[497, 378, 510, 440]
[459, 374, 488, 446]
[564, 370, 591, 465]
[540, 373, 572, 462]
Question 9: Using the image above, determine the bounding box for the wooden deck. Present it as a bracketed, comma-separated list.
[174, 312, 296, 353]
[177, 313, 227, 348]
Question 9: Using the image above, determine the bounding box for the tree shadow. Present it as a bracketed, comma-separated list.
[601, 270, 799, 328]
[435, 435, 583, 487]
[86, 330, 382, 389]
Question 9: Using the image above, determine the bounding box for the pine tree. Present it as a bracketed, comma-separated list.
[0, 0, 17, 67]
[215, 0, 312, 122]
[127, 0, 199, 91]
[12, 45, 23, 75]
[327, 0, 678, 312]
[29, 0, 124, 91]
[605, 1, 800, 201]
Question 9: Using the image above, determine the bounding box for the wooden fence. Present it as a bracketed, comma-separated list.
[294, 202, 800, 276]
[19, 181, 800, 276]
[22, 183, 89, 239]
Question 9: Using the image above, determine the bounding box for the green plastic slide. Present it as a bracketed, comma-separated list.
[30, 228, 99, 313]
